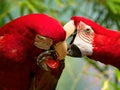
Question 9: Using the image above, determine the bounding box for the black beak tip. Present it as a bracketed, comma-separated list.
[67, 44, 82, 57]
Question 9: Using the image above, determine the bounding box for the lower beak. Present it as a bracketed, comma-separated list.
[67, 44, 82, 57]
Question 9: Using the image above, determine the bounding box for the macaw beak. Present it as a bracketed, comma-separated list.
[54, 21, 76, 60]
[63, 20, 82, 57]
[67, 44, 82, 57]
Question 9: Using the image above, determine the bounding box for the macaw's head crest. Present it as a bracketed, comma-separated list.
[71, 16, 107, 34]
[21, 14, 66, 43]
[66, 16, 120, 68]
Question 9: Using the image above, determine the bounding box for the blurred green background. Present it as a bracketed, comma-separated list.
[1, 0, 120, 90]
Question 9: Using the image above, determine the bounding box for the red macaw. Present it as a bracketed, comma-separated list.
[64, 16, 120, 69]
[0, 14, 67, 90]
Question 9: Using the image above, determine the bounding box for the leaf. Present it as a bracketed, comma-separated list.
[102, 78, 120, 90]
[112, 0, 120, 3]
[115, 69, 120, 82]
[55, 0, 63, 6]
[28, 0, 49, 12]
[24, 1, 36, 12]
[105, 0, 120, 15]
[102, 80, 110, 90]
[106, 2, 117, 14]
[20, 1, 26, 15]
[7, 12, 13, 20]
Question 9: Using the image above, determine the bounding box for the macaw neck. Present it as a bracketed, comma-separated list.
[90, 30, 120, 69]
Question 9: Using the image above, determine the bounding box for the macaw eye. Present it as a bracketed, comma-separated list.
[84, 28, 91, 33]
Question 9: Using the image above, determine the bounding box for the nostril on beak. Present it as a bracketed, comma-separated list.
[67, 44, 82, 57]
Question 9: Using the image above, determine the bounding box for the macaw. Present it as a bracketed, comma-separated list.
[64, 16, 120, 69]
[0, 14, 67, 90]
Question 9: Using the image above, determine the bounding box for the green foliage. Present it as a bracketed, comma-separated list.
[105, 0, 120, 14]
[0, 0, 120, 90]
[102, 79, 120, 90]
[115, 69, 120, 82]
[101, 69, 120, 90]
[1, 0, 120, 29]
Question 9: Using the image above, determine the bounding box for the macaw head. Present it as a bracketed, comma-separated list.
[0, 14, 68, 89]
[64, 16, 120, 68]
[0, 14, 67, 71]
[24, 14, 67, 70]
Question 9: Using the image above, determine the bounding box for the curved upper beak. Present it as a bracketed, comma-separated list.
[63, 20, 82, 57]
[54, 21, 76, 60]
[63, 20, 76, 39]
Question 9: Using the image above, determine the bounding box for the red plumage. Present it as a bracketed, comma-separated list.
[0, 14, 66, 89]
[71, 16, 120, 69]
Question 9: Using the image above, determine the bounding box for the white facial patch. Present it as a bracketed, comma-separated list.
[73, 21, 94, 56]
[73, 34, 93, 56]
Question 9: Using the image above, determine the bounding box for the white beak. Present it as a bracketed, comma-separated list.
[63, 20, 76, 39]
[54, 20, 76, 60]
